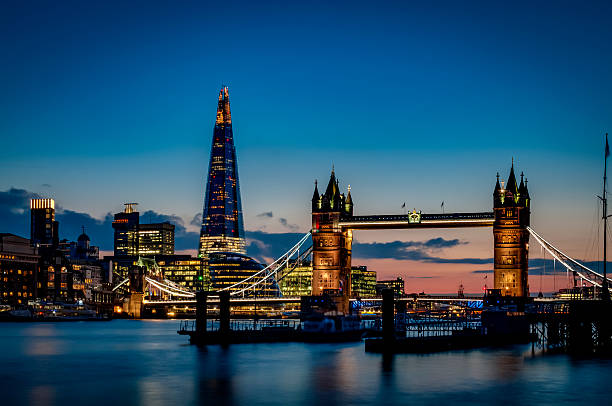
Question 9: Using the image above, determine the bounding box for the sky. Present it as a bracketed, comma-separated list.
[1, 0, 611, 293]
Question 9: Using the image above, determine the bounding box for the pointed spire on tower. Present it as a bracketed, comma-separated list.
[215, 86, 232, 125]
[312, 180, 319, 201]
[519, 172, 526, 193]
[506, 160, 518, 196]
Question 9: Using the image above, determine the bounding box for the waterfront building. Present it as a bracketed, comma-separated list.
[278, 262, 313, 296]
[157, 255, 208, 290]
[112, 203, 175, 256]
[351, 265, 377, 298]
[0, 234, 39, 305]
[30, 198, 58, 248]
[209, 252, 277, 296]
[198, 87, 246, 257]
[376, 277, 405, 297]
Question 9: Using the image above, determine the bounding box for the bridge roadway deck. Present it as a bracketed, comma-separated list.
[339, 212, 495, 230]
[143, 295, 487, 306]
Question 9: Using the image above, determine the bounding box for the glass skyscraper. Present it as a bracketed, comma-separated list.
[198, 87, 246, 257]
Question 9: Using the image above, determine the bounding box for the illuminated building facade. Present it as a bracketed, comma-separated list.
[112, 203, 139, 256]
[30, 198, 58, 247]
[112, 203, 175, 257]
[138, 223, 175, 256]
[157, 255, 208, 290]
[0, 234, 39, 305]
[311, 169, 353, 297]
[493, 163, 530, 297]
[350, 265, 377, 298]
[278, 263, 313, 297]
[209, 252, 277, 296]
[375, 277, 405, 297]
[198, 87, 246, 257]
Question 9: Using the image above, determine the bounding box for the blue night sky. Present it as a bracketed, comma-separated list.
[1, 0, 611, 292]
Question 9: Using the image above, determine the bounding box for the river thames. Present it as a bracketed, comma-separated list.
[1, 320, 611, 405]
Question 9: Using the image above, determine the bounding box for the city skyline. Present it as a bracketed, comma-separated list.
[2, 1, 611, 293]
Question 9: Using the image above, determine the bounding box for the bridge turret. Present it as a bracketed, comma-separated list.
[493, 162, 530, 297]
[345, 185, 353, 216]
[312, 180, 320, 211]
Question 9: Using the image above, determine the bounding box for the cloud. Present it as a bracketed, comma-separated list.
[190, 213, 202, 227]
[245, 231, 309, 263]
[256, 211, 274, 218]
[472, 269, 493, 274]
[41, 184, 51, 188]
[0, 188, 39, 237]
[351, 238, 489, 264]
[405, 276, 438, 279]
[278, 217, 299, 231]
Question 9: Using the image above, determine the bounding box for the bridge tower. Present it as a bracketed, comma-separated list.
[493, 163, 530, 297]
[311, 170, 353, 312]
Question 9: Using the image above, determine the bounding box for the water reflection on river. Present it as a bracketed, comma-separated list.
[1, 320, 611, 405]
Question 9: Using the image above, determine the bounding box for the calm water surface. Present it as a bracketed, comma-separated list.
[1, 320, 611, 405]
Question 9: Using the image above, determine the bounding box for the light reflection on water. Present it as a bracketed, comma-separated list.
[0, 320, 611, 405]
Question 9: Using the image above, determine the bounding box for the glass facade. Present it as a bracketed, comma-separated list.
[138, 223, 175, 256]
[278, 264, 313, 297]
[112, 204, 139, 256]
[112, 204, 175, 257]
[199, 87, 246, 257]
[157, 256, 208, 290]
[209, 252, 277, 296]
[350, 265, 377, 298]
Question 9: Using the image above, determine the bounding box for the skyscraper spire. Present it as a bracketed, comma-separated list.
[215, 86, 232, 125]
[199, 87, 245, 257]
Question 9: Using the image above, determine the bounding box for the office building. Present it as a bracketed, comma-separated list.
[351, 265, 377, 298]
[278, 263, 313, 297]
[112, 203, 175, 256]
[376, 277, 405, 297]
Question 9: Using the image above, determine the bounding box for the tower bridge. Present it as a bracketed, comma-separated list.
[311, 164, 530, 312]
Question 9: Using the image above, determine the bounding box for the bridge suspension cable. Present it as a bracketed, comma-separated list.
[527, 226, 612, 290]
[219, 232, 311, 296]
[112, 277, 129, 292]
[229, 245, 313, 297]
[145, 276, 196, 298]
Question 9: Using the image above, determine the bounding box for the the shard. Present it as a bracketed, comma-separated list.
[198, 87, 246, 257]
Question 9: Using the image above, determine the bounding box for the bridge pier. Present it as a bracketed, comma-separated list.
[219, 291, 231, 339]
[382, 289, 395, 345]
[196, 291, 208, 336]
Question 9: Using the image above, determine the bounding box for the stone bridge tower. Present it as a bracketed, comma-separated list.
[311, 170, 353, 311]
[493, 163, 530, 297]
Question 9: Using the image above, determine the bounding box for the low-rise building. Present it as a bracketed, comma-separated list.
[0, 234, 39, 305]
[376, 277, 405, 297]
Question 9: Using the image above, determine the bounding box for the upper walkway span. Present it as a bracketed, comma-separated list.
[339, 212, 495, 230]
